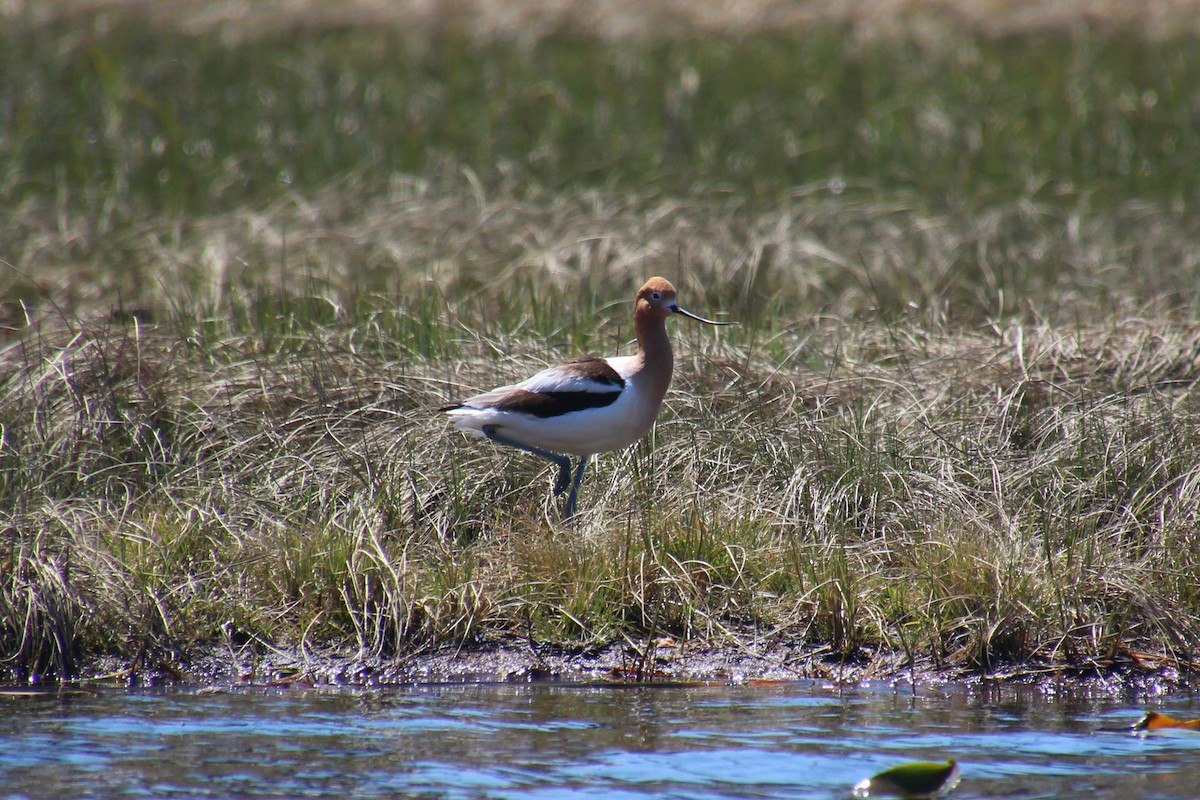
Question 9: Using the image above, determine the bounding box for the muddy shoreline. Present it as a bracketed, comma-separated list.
[38, 635, 1194, 700]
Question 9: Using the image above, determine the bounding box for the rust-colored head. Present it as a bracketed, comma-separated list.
[634, 277, 679, 321]
[633, 277, 735, 326]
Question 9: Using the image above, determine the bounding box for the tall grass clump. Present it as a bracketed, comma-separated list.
[3, 1, 1200, 682]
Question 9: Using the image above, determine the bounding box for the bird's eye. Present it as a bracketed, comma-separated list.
[650, 291, 662, 300]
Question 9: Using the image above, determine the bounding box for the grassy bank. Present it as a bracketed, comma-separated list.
[2, 3, 1200, 683]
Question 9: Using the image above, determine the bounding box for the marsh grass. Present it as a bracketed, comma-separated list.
[5, 13, 1200, 225]
[13, 287, 1199, 680]
[3, 3, 1200, 681]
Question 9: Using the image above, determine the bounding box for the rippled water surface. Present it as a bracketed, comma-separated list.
[2, 680, 1197, 799]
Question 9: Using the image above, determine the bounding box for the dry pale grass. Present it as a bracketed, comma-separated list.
[8, 171, 1200, 332]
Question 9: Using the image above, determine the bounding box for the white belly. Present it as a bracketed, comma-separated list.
[447, 380, 659, 457]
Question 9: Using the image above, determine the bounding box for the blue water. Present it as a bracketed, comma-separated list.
[1, 681, 1197, 799]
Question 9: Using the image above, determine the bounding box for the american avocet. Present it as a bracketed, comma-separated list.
[443, 277, 733, 518]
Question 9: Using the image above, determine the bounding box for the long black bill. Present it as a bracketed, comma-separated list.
[670, 304, 736, 325]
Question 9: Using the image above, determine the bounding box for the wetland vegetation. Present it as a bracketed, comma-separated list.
[2, 1, 1199, 686]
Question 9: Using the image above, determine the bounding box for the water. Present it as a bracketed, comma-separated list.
[1, 680, 1197, 799]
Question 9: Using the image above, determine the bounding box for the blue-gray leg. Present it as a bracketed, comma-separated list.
[563, 456, 589, 519]
[482, 425, 573, 497]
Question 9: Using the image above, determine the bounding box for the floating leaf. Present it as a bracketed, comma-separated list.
[852, 759, 960, 798]
[1132, 711, 1200, 733]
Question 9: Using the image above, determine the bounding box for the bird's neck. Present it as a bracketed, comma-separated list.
[633, 314, 674, 400]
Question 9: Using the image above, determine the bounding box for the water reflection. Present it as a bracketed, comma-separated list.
[1, 681, 1197, 799]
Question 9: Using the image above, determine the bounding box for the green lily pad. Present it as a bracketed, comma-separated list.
[852, 759, 960, 798]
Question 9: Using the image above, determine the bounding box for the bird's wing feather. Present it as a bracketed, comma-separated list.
[457, 357, 625, 419]
[518, 357, 625, 394]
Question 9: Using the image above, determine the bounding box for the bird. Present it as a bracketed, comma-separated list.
[442, 277, 734, 518]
